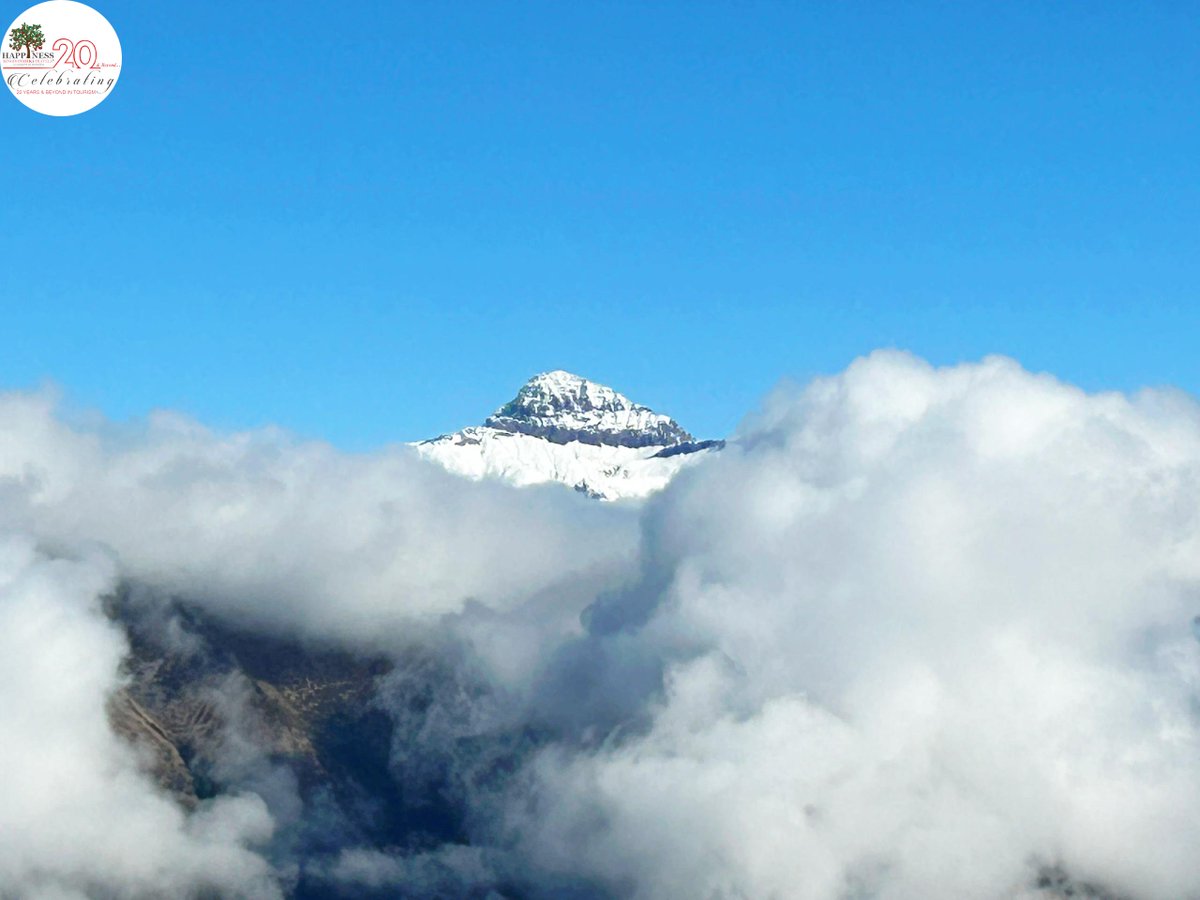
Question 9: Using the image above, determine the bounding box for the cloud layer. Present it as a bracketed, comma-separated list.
[4, 352, 1200, 898]
[511, 353, 1200, 898]
[0, 391, 636, 643]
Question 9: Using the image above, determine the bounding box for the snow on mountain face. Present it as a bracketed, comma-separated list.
[485, 370, 694, 448]
[415, 371, 720, 500]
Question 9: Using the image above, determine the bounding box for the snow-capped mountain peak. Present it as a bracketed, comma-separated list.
[415, 371, 720, 500]
[484, 370, 694, 448]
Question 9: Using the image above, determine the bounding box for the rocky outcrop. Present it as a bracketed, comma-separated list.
[484, 370, 694, 448]
[108, 588, 390, 809]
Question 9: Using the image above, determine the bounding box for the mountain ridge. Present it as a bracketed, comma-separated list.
[484, 370, 694, 448]
[416, 370, 720, 500]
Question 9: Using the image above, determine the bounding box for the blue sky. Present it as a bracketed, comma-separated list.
[2, 1, 1198, 448]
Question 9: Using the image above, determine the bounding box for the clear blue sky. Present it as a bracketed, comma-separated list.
[2, 1, 1198, 448]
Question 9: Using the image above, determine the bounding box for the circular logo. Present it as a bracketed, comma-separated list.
[2, 1, 120, 116]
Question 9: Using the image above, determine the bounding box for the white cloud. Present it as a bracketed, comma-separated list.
[5, 352, 1200, 898]
[0, 390, 637, 646]
[510, 352, 1200, 899]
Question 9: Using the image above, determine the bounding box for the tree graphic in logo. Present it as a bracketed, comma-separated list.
[9, 22, 45, 59]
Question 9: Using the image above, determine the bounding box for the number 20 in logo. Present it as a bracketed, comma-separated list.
[53, 36, 99, 68]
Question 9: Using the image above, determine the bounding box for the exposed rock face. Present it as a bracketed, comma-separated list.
[650, 438, 725, 459]
[106, 590, 398, 872]
[108, 690, 198, 805]
[104, 586, 530, 897]
[484, 370, 694, 448]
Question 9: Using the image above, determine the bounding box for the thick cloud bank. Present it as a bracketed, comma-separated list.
[3, 352, 1200, 898]
[0, 392, 635, 642]
[514, 353, 1200, 899]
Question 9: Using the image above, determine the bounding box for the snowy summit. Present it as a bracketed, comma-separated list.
[485, 370, 694, 448]
[416, 371, 721, 500]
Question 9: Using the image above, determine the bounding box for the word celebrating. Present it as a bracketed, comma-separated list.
[6, 69, 114, 91]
